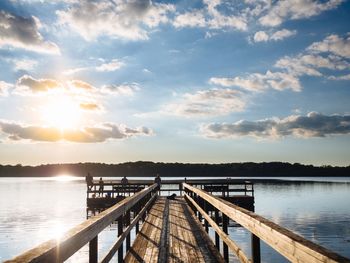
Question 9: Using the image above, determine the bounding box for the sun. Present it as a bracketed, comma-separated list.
[42, 95, 81, 130]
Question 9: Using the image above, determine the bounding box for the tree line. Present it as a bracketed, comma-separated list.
[0, 161, 349, 177]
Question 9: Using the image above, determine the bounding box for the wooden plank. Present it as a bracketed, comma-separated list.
[183, 183, 350, 263]
[126, 197, 224, 263]
[185, 193, 251, 263]
[124, 198, 165, 263]
[5, 184, 158, 263]
[100, 194, 157, 263]
[168, 198, 224, 263]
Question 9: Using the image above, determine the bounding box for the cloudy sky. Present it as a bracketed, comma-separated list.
[0, 0, 350, 166]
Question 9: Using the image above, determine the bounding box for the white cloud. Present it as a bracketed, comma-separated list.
[68, 80, 96, 91]
[62, 67, 90, 75]
[96, 59, 124, 72]
[253, 29, 297, 42]
[79, 102, 102, 112]
[173, 10, 206, 28]
[328, 74, 350, 80]
[0, 120, 153, 143]
[307, 34, 350, 58]
[0, 81, 13, 96]
[201, 112, 350, 139]
[0, 10, 60, 54]
[63, 59, 124, 75]
[253, 31, 269, 42]
[164, 88, 246, 117]
[173, 0, 247, 31]
[270, 29, 297, 41]
[258, 0, 343, 27]
[15, 75, 62, 95]
[276, 54, 350, 77]
[57, 0, 175, 41]
[11, 59, 38, 71]
[210, 71, 301, 92]
[101, 83, 139, 96]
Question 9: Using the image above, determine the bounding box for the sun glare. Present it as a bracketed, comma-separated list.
[54, 174, 77, 181]
[42, 95, 81, 130]
[52, 222, 65, 240]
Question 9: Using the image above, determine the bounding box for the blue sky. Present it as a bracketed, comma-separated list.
[0, 0, 350, 166]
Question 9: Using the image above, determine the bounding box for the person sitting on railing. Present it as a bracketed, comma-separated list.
[98, 177, 104, 196]
[85, 172, 93, 190]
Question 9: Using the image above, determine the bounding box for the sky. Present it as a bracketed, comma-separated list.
[0, 0, 350, 166]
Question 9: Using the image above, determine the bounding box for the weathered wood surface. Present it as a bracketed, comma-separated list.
[5, 184, 157, 263]
[184, 193, 251, 263]
[124, 197, 224, 263]
[183, 183, 350, 263]
[100, 193, 157, 263]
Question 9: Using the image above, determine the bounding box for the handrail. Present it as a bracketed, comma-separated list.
[6, 184, 158, 263]
[183, 183, 350, 263]
[100, 193, 157, 263]
[184, 192, 251, 263]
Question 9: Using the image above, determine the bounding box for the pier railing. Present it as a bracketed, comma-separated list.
[6, 183, 158, 263]
[183, 183, 349, 263]
[87, 178, 253, 198]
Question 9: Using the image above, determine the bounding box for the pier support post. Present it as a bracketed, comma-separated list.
[215, 209, 220, 250]
[136, 203, 140, 234]
[251, 234, 261, 263]
[198, 197, 203, 223]
[223, 214, 229, 262]
[204, 200, 209, 232]
[126, 210, 131, 251]
[89, 236, 98, 263]
[118, 215, 124, 262]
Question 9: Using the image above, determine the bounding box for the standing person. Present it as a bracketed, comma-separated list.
[86, 172, 93, 190]
[121, 176, 128, 196]
[121, 176, 128, 185]
[98, 177, 104, 196]
[154, 174, 161, 193]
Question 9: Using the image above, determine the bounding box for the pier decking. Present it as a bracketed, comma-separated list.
[5, 179, 350, 263]
[125, 197, 223, 263]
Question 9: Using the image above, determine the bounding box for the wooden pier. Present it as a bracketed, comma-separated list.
[5, 179, 350, 263]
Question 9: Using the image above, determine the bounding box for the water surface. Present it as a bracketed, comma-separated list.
[0, 177, 349, 262]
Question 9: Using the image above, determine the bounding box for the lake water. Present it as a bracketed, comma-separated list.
[0, 177, 349, 262]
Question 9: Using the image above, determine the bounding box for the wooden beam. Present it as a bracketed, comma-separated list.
[183, 183, 350, 263]
[5, 184, 158, 263]
[100, 194, 157, 263]
[185, 193, 251, 263]
[89, 236, 98, 263]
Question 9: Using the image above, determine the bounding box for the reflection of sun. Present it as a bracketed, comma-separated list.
[42, 95, 80, 129]
[54, 174, 78, 182]
[52, 222, 65, 240]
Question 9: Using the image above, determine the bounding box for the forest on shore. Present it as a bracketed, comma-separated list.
[0, 161, 349, 177]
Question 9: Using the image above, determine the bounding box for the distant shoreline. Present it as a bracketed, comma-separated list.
[1, 161, 349, 177]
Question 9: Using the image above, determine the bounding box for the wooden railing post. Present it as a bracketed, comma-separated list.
[118, 215, 124, 262]
[204, 200, 209, 233]
[126, 210, 131, 251]
[215, 209, 220, 250]
[198, 196, 203, 223]
[135, 203, 140, 234]
[251, 234, 261, 263]
[222, 214, 229, 262]
[89, 236, 98, 263]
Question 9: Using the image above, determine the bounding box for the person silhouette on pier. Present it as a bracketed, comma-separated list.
[121, 176, 128, 185]
[121, 176, 128, 196]
[154, 174, 161, 193]
[98, 177, 104, 196]
[85, 172, 93, 190]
